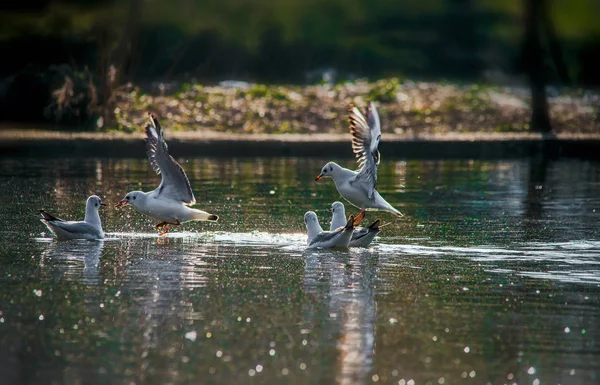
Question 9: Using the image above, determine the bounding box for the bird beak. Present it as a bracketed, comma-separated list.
[115, 200, 128, 208]
[315, 174, 323, 181]
[100, 203, 106, 207]
[327, 208, 333, 212]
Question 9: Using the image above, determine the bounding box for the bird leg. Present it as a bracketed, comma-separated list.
[155, 222, 170, 236]
[353, 210, 366, 226]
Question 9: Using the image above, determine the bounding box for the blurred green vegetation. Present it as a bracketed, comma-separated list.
[1, 0, 599, 84]
[1, 0, 599, 129]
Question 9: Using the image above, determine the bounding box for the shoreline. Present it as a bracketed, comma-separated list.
[2, 129, 599, 160]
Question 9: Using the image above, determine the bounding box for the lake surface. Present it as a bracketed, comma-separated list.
[0, 156, 599, 385]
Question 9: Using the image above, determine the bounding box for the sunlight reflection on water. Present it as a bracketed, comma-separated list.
[1, 157, 599, 384]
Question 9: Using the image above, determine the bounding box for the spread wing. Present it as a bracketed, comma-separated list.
[349, 102, 381, 199]
[146, 113, 196, 205]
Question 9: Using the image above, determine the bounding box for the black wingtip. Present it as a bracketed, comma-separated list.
[345, 215, 355, 230]
[208, 214, 219, 221]
[368, 219, 381, 230]
[147, 111, 162, 133]
[39, 209, 58, 221]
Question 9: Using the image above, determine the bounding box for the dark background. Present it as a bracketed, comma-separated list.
[1, 0, 599, 126]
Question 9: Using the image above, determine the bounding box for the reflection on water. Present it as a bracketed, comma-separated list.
[0, 157, 599, 384]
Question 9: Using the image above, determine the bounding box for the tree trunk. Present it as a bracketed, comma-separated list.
[523, 0, 552, 133]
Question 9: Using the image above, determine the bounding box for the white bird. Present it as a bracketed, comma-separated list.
[329, 201, 381, 248]
[316, 102, 402, 218]
[116, 112, 218, 235]
[304, 211, 362, 249]
[39, 195, 105, 240]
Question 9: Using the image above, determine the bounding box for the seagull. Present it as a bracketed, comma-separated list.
[304, 211, 363, 249]
[116, 112, 218, 235]
[329, 201, 381, 248]
[315, 102, 402, 218]
[39, 195, 105, 240]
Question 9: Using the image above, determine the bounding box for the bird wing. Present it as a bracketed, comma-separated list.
[146, 113, 196, 205]
[309, 228, 345, 246]
[349, 102, 381, 199]
[46, 220, 100, 235]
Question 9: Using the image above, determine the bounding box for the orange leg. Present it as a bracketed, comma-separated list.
[158, 224, 170, 236]
[353, 209, 366, 226]
[156, 222, 170, 236]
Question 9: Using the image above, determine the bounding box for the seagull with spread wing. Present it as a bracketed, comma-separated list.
[315, 102, 402, 218]
[116, 112, 218, 235]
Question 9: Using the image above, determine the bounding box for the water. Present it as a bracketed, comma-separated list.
[0, 156, 599, 385]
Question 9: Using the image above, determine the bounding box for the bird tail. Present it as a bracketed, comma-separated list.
[388, 205, 404, 218]
[191, 209, 218, 222]
[367, 219, 381, 231]
[39, 210, 60, 222]
[345, 215, 356, 231]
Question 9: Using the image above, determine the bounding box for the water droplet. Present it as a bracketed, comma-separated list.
[248, 369, 256, 376]
[39, 314, 44, 321]
[299, 363, 306, 370]
[438, 377, 445, 384]
[216, 350, 223, 358]
[432, 336, 438, 341]
[281, 368, 289, 376]
[256, 365, 263, 373]
[464, 346, 470, 353]
[469, 371, 476, 378]
[33, 289, 42, 297]
[528, 367, 536, 375]
[533, 378, 540, 385]
[564, 327, 571, 333]
[570, 369, 576, 375]
[269, 349, 275, 356]
[185, 331, 197, 341]
[372, 374, 379, 382]
[389, 318, 398, 324]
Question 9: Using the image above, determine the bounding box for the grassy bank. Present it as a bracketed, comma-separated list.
[111, 78, 599, 135]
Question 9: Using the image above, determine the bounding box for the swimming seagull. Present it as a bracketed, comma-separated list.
[329, 201, 381, 248]
[315, 102, 402, 218]
[304, 211, 363, 249]
[39, 195, 105, 240]
[115, 112, 218, 235]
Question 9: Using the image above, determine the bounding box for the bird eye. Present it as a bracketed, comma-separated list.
[126, 196, 129, 200]
[133, 196, 136, 200]
[329, 166, 333, 172]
